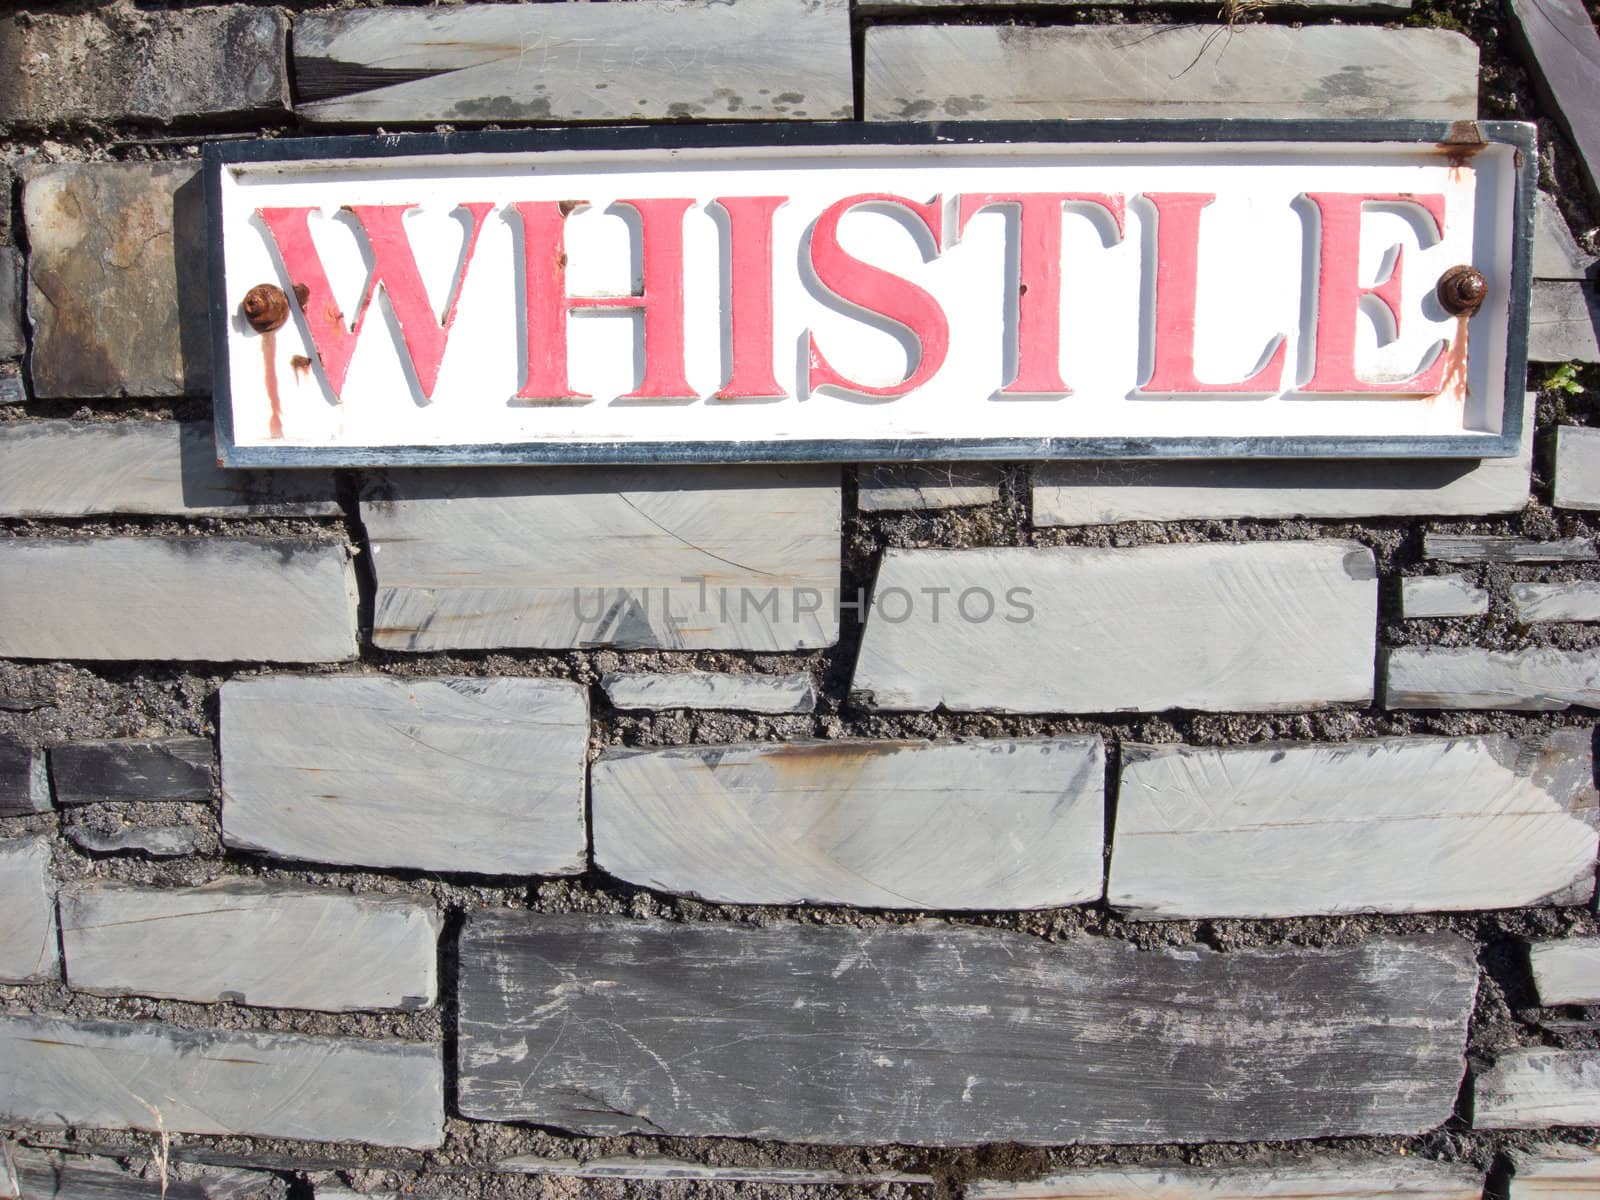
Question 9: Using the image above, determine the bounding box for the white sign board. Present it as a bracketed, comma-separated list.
[206, 122, 1534, 466]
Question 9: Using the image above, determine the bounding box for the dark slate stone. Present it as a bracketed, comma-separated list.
[0, 733, 50, 816]
[457, 916, 1477, 1146]
[0, 8, 290, 125]
[1510, 0, 1600, 202]
[22, 162, 209, 399]
[0, 244, 22, 360]
[12, 1147, 287, 1199]
[50, 737, 211, 806]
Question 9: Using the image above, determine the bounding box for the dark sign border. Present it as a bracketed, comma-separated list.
[206, 119, 1536, 467]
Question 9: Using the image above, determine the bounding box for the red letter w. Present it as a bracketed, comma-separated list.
[257, 203, 493, 401]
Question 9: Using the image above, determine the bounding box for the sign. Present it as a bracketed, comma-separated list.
[206, 121, 1535, 467]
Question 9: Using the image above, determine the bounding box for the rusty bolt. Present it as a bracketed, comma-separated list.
[241, 283, 290, 334]
[1436, 265, 1488, 318]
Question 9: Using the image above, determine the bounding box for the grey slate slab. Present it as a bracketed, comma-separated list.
[10, 1149, 287, 1200]
[858, 464, 1003, 512]
[1536, 192, 1598, 280]
[1384, 646, 1600, 710]
[1034, 397, 1535, 524]
[0, 537, 359, 663]
[1508, 1146, 1600, 1200]
[600, 671, 817, 714]
[1511, 582, 1600, 623]
[221, 675, 588, 876]
[1555, 426, 1600, 510]
[1424, 533, 1597, 562]
[49, 737, 211, 806]
[65, 825, 198, 859]
[1474, 1048, 1600, 1128]
[0, 1014, 444, 1148]
[864, 25, 1477, 121]
[0, 8, 289, 125]
[0, 422, 340, 518]
[0, 734, 50, 817]
[60, 879, 439, 1012]
[0, 245, 22, 360]
[966, 1160, 1484, 1200]
[1529, 938, 1600, 1005]
[861, 0, 1409, 8]
[1108, 731, 1598, 920]
[850, 541, 1376, 713]
[1510, 0, 1600, 203]
[592, 737, 1105, 909]
[0, 835, 59, 984]
[458, 916, 1476, 1145]
[1529, 282, 1600, 363]
[498, 1156, 934, 1186]
[1402, 576, 1490, 619]
[0, 361, 24, 405]
[22, 162, 209, 398]
[361, 466, 840, 652]
[293, 0, 853, 124]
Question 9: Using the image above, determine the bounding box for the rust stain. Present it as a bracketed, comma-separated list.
[292, 282, 311, 308]
[290, 354, 313, 384]
[1437, 120, 1487, 170]
[262, 330, 283, 439]
[1429, 315, 1470, 407]
[557, 199, 583, 218]
[757, 740, 916, 769]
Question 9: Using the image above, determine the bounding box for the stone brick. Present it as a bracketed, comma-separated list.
[499, 1156, 936, 1186]
[22, 162, 209, 398]
[221, 676, 588, 876]
[1474, 1049, 1600, 1129]
[50, 736, 211, 806]
[1384, 646, 1600, 710]
[0, 7, 289, 125]
[851, 541, 1376, 713]
[0, 1014, 444, 1148]
[966, 1160, 1483, 1200]
[1529, 282, 1600, 363]
[1510, 582, 1600, 623]
[1035, 398, 1534, 524]
[9, 1148, 288, 1200]
[1536, 192, 1599, 280]
[459, 917, 1476, 1144]
[0, 734, 50, 817]
[1108, 731, 1598, 920]
[0, 245, 22, 360]
[1509, 0, 1600, 204]
[600, 670, 816, 714]
[857, 464, 1003, 512]
[361, 466, 840, 652]
[0, 836, 58, 984]
[1509, 1146, 1600, 1200]
[0, 421, 340, 518]
[1555, 425, 1600, 510]
[0, 537, 359, 663]
[863, 0, 1409, 8]
[1423, 533, 1596, 562]
[293, 0, 852, 124]
[60, 879, 440, 1012]
[0, 362, 24, 406]
[865, 26, 1476, 121]
[65, 824, 198, 859]
[1401, 576, 1490, 619]
[1529, 938, 1600, 1005]
[592, 737, 1105, 909]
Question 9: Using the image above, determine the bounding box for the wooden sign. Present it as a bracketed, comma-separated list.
[206, 121, 1535, 467]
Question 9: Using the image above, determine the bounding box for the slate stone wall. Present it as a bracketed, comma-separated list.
[1, 1, 1600, 1198]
